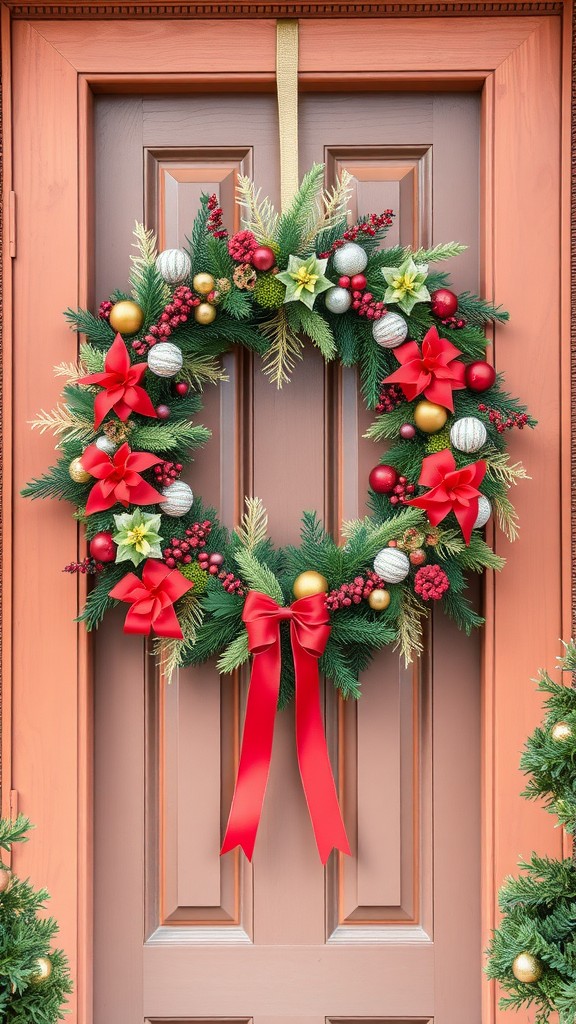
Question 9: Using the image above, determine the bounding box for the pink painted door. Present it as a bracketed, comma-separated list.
[93, 89, 481, 1023]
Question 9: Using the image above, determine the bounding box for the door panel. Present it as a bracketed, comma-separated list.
[94, 90, 480, 1021]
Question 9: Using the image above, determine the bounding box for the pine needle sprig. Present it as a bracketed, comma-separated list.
[287, 305, 336, 361]
[393, 588, 428, 664]
[493, 492, 521, 542]
[236, 176, 279, 247]
[275, 164, 325, 262]
[457, 290, 510, 325]
[154, 593, 205, 683]
[216, 630, 250, 674]
[484, 447, 531, 488]
[28, 403, 93, 446]
[234, 548, 284, 604]
[64, 307, 115, 348]
[130, 222, 170, 325]
[180, 354, 229, 388]
[299, 169, 353, 250]
[260, 308, 304, 388]
[410, 241, 468, 263]
[235, 497, 269, 551]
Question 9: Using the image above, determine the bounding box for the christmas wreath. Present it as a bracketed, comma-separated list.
[23, 165, 534, 858]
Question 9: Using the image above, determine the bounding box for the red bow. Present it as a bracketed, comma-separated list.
[81, 441, 165, 515]
[221, 591, 351, 863]
[79, 333, 157, 429]
[405, 449, 486, 543]
[109, 558, 192, 638]
[383, 326, 466, 411]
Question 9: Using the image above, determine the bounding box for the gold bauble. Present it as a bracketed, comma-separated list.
[194, 302, 217, 325]
[30, 957, 52, 985]
[193, 272, 216, 295]
[68, 457, 91, 484]
[108, 299, 144, 335]
[368, 588, 391, 611]
[551, 721, 572, 741]
[413, 400, 449, 434]
[0, 868, 12, 894]
[293, 570, 329, 600]
[512, 952, 543, 984]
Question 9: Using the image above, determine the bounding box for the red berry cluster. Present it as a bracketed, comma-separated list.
[98, 300, 113, 321]
[163, 539, 194, 567]
[206, 194, 228, 239]
[218, 569, 245, 595]
[441, 315, 467, 329]
[414, 564, 450, 601]
[350, 290, 386, 320]
[326, 570, 387, 611]
[63, 557, 103, 574]
[163, 522, 212, 568]
[198, 550, 224, 573]
[133, 286, 200, 355]
[153, 461, 183, 488]
[186, 520, 212, 548]
[319, 211, 395, 258]
[388, 477, 416, 505]
[376, 382, 405, 415]
[228, 230, 258, 262]
[477, 404, 529, 433]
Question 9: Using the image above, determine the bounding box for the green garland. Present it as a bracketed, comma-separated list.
[23, 163, 534, 698]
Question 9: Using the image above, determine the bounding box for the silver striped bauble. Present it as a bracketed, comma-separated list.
[155, 248, 191, 285]
[372, 311, 408, 349]
[147, 342, 183, 378]
[450, 416, 487, 453]
[373, 547, 410, 584]
[324, 286, 352, 315]
[473, 495, 492, 530]
[161, 481, 194, 517]
[332, 242, 368, 276]
[95, 434, 116, 455]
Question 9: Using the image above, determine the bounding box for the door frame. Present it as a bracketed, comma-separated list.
[1, 6, 573, 1023]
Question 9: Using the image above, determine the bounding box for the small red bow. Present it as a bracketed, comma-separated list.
[221, 590, 351, 864]
[79, 333, 157, 429]
[405, 449, 486, 543]
[109, 559, 193, 638]
[81, 441, 165, 515]
[383, 326, 466, 411]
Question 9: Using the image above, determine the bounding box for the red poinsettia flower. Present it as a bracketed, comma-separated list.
[109, 559, 193, 639]
[405, 449, 486, 543]
[79, 333, 157, 429]
[383, 326, 466, 412]
[81, 442, 165, 515]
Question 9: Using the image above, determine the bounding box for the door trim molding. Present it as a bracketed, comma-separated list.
[2, 0, 565, 16]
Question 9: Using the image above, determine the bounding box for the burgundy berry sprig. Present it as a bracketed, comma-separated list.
[318, 210, 395, 259]
[133, 286, 200, 355]
[63, 557, 103, 574]
[206, 194, 228, 240]
[478, 404, 529, 434]
[326, 570, 387, 611]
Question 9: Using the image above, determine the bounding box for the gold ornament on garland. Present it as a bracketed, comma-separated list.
[413, 400, 449, 434]
[293, 570, 329, 600]
[512, 951, 543, 984]
[108, 299, 144, 335]
[0, 868, 12, 893]
[68, 457, 91, 483]
[368, 589, 390, 611]
[193, 272, 216, 295]
[30, 956, 53, 985]
[194, 302, 217, 325]
[551, 721, 572, 741]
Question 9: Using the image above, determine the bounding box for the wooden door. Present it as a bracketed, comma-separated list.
[92, 88, 482, 1023]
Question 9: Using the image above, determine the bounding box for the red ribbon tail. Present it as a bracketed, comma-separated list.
[294, 644, 351, 864]
[221, 642, 281, 860]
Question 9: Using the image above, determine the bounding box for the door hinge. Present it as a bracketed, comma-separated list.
[9, 192, 16, 258]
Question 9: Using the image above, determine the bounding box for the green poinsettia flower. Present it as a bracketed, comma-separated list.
[276, 254, 333, 310]
[112, 507, 163, 566]
[381, 256, 430, 314]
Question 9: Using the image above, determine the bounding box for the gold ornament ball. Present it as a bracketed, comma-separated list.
[413, 401, 449, 434]
[30, 957, 53, 985]
[0, 868, 12, 893]
[512, 952, 543, 984]
[293, 570, 329, 600]
[193, 272, 216, 295]
[368, 588, 391, 611]
[68, 457, 91, 484]
[108, 299, 144, 336]
[551, 721, 572, 741]
[194, 302, 217, 325]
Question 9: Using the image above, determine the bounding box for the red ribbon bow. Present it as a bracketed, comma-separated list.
[383, 325, 466, 411]
[221, 590, 351, 863]
[81, 441, 165, 515]
[109, 558, 193, 638]
[79, 333, 157, 429]
[405, 449, 486, 543]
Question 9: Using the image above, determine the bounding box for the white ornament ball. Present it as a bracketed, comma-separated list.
[147, 342, 183, 378]
[372, 311, 408, 349]
[473, 495, 492, 530]
[373, 547, 410, 584]
[450, 416, 488, 453]
[161, 481, 194, 517]
[95, 435, 116, 455]
[156, 248, 191, 285]
[332, 241, 368, 277]
[325, 286, 352, 315]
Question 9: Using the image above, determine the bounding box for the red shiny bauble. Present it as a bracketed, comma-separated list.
[251, 246, 276, 272]
[465, 360, 497, 392]
[431, 288, 458, 319]
[369, 464, 398, 494]
[174, 381, 189, 396]
[350, 274, 367, 290]
[89, 532, 117, 563]
[156, 404, 171, 419]
[338, 276, 351, 288]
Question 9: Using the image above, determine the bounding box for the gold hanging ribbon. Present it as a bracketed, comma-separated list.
[276, 19, 299, 213]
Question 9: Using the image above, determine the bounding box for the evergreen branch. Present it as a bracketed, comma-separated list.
[493, 492, 520, 542]
[216, 630, 250, 674]
[288, 305, 336, 360]
[181, 354, 229, 388]
[411, 241, 467, 263]
[260, 308, 304, 388]
[154, 593, 204, 683]
[457, 290, 510, 325]
[64, 307, 115, 347]
[235, 497, 269, 551]
[436, 529, 505, 571]
[236, 176, 279, 246]
[53, 359, 87, 383]
[484, 447, 531, 487]
[276, 164, 325, 259]
[234, 548, 284, 603]
[0, 815, 32, 852]
[28, 404, 93, 444]
[130, 222, 170, 324]
[130, 422, 211, 453]
[299, 169, 353, 249]
[393, 589, 428, 664]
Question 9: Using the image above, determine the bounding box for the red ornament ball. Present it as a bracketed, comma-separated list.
[174, 381, 189, 397]
[89, 532, 117, 563]
[431, 288, 458, 319]
[338, 276, 351, 288]
[369, 464, 398, 494]
[156, 404, 171, 419]
[409, 548, 427, 566]
[465, 360, 497, 392]
[251, 246, 276, 272]
[350, 274, 367, 290]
